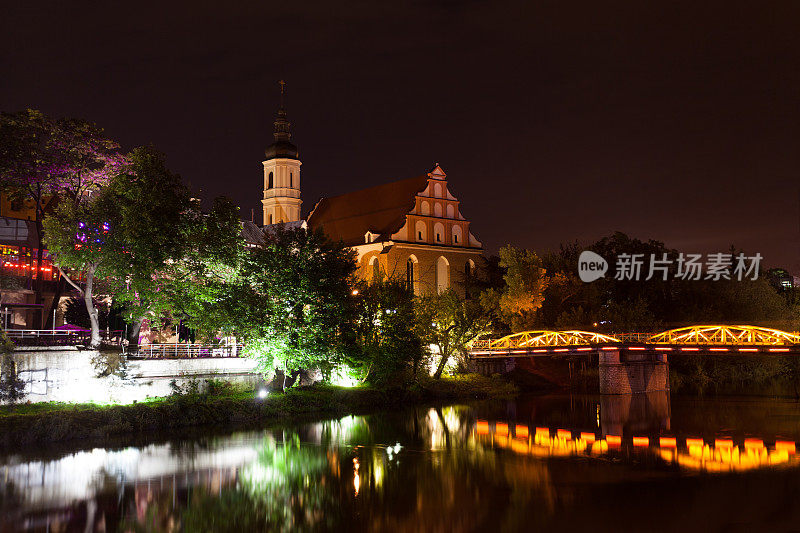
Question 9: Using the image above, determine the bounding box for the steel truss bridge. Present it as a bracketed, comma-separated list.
[469, 325, 800, 358]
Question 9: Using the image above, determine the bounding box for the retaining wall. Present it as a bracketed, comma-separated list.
[10, 348, 260, 404]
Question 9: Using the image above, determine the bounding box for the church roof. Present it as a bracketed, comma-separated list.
[307, 174, 429, 246]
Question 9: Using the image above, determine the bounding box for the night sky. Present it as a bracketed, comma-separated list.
[2, 1, 798, 271]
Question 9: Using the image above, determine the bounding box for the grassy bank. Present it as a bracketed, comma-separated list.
[0, 374, 517, 450]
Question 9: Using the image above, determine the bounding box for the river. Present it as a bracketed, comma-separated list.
[3, 392, 800, 531]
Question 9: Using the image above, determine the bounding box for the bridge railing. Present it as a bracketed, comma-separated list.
[132, 343, 244, 359]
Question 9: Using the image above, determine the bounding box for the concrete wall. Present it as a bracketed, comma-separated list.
[10, 348, 260, 404]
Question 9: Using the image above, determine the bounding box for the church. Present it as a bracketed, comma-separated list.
[243, 94, 483, 296]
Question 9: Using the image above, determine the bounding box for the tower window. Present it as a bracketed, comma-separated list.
[418, 231, 423, 240]
[268, 214, 273, 224]
[454, 234, 459, 244]
[437, 233, 441, 242]
[268, 172, 273, 189]
[290, 172, 293, 188]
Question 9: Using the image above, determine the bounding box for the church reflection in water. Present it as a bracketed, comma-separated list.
[3, 393, 800, 531]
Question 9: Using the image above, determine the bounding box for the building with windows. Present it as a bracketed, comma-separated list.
[246, 95, 483, 295]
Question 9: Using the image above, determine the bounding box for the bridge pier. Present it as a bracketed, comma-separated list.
[599, 349, 669, 394]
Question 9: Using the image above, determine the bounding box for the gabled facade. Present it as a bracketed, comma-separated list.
[307, 164, 483, 295]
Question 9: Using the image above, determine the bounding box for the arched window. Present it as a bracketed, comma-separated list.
[434, 222, 444, 243]
[371, 257, 381, 283]
[268, 172, 273, 189]
[421, 201, 430, 215]
[465, 259, 474, 278]
[434, 184, 441, 198]
[436, 256, 449, 294]
[406, 257, 415, 292]
[290, 172, 293, 188]
[452, 225, 462, 245]
[268, 214, 273, 225]
[446, 205, 454, 218]
[415, 220, 427, 241]
[434, 203, 442, 217]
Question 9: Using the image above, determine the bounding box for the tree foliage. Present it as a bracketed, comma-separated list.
[416, 289, 490, 379]
[215, 227, 357, 387]
[481, 245, 548, 332]
[344, 281, 423, 385]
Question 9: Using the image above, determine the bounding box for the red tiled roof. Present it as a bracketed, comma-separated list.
[307, 175, 429, 246]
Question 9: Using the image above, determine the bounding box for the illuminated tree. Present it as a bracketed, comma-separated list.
[416, 289, 490, 379]
[97, 148, 243, 348]
[481, 245, 548, 331]
[0, 109, 126, 325]
[219, 227, 357, 388]
[344, 280, 423, 385]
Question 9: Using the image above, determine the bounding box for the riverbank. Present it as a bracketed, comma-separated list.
[0, 374, 518, 450]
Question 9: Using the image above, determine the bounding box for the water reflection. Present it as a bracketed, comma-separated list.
[3, 393, 800, 531]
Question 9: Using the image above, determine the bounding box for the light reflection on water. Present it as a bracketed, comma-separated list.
[3, 393, 800, 531]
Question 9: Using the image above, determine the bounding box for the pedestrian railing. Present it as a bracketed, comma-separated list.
[133, 343, 244, 359]
[6, 329, 123, 347]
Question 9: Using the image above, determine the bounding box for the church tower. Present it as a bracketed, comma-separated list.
[262, 81, 301, 226]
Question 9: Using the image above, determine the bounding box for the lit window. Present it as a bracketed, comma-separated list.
[268, 172, 273, 189]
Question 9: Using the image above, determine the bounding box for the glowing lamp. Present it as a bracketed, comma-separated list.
[775, 441, 796, 453]
[632, 436, 649, 447]
[606, 435, 621, 446]
[515, 425, 529, 439]
[495, 422, 509, 436]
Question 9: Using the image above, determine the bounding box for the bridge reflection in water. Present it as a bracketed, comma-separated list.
[476, 393, 799, 473]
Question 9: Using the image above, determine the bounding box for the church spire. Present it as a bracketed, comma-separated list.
[273, 80, 292, 143]
[265, 79, 299, 160]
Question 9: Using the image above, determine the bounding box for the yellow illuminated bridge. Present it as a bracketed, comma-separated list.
[470, 325, 800, 358]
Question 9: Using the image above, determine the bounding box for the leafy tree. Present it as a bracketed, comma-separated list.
[96, 148, 243, 347]
[0, 110, 125, 325]
[218, 227, 357, 388]
[344, 281, 423, 385]
[42, 180, 120, 347]
[0, 331, 25, 404]
[481, 245, 548, 332]
[416, 289, 490, 379]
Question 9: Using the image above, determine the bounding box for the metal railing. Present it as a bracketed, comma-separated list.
[5, 329, 123, 347]
[132, 343, 244, 359]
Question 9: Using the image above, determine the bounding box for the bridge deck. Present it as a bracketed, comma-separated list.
[470, 343, 800, 358]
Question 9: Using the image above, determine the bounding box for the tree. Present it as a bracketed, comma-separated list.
[344, 280, 423, 385]
[0, 110, 125, 326]
[43, 146, 242, 349]
[218, 227, 357, 389]
[0, 330, 25, 404]
[480, 245, 548, 332]
[416, 289, 490, 379]
[97, 148, 243, 348]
